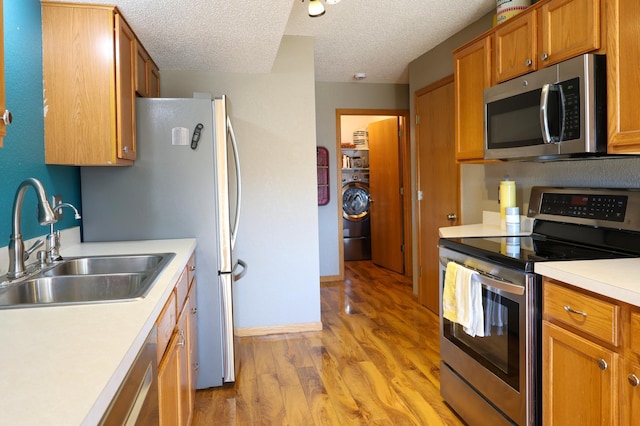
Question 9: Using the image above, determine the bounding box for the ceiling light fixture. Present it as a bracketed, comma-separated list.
[307, 0, 325, 17]
[302, 0, 341, 18]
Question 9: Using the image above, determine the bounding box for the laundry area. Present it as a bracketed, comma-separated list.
[340, 115, 397, 262]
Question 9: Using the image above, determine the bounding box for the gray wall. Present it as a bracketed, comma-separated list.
[160, 36, 321, 331]
[315, 82, 409, 278]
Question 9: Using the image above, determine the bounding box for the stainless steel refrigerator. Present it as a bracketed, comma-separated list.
[80, 95, 245, 388]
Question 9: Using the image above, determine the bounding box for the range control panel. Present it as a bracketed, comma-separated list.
[540, 193, 628, 222]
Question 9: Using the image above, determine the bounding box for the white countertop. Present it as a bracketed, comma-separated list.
[535, 258, 640, 308]
[0, 237, 196, 425]
[439, 211, 533, 238]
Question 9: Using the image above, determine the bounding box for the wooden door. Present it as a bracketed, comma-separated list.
[415, 76, 458, 313]
[543, 321, 618, 425]
[369, 118, 404, 274]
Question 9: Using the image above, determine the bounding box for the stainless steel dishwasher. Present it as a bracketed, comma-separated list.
[99, 326, 159, 425]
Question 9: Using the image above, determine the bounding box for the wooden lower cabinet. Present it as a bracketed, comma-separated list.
[157, 255, 198, 426]
[543, 321, 618, 424]
[543, 277, 640, 425]
[158, 335, 181, 425]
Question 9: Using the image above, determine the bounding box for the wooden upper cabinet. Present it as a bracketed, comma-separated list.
[606, 0, 640, 154]
[115, 15, 136, 162]
[136, 42, 161, 98]
[0, 2, 6, 147]
[494, 0, 600, 83]
[539, 0, 600, 66]
[454, 36, 492, 162]
[41, 2, 158, 165]
[494, 10, 538, 83]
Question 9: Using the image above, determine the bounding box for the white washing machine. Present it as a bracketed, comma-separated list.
[342, 171, 371, 260]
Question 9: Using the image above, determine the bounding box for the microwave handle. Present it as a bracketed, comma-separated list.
[540, 83, 565, 144]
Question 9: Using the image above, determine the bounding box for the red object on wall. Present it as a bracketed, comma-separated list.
[317, 147, 330, 205]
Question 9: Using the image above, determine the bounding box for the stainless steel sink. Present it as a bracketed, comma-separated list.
[42, 254, 167, 276]
[0, 253, 175, 308]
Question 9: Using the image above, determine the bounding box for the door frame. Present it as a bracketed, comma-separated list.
[335, 109, 411, 278]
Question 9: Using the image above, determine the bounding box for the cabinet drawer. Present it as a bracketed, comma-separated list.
[543, 280, 620, 346]
[175, 268, 189, 314]
[156, 291, 177, 362]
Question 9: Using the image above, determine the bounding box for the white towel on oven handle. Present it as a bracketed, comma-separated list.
[443, 262, 485, 337]
[457, 266, 485, 337]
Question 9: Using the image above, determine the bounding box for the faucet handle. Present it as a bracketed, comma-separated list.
[24, 239, 44, 261]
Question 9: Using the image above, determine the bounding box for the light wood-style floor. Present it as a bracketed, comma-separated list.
[192, 261, 463, 425]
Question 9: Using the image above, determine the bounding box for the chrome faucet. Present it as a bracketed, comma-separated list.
[44, 202, 81, 264]
[7, 178, 57, 279]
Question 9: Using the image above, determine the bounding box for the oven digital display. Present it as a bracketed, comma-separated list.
[540, 193, 627, 222]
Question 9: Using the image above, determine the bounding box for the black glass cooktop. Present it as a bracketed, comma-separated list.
[439, 235, 636, 273]
[439, 217, 640, 272]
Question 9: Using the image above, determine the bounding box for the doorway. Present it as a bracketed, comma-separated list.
[336, 109, 411, 277]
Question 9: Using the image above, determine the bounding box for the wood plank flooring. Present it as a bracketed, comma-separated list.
[192, 261, 463, 425]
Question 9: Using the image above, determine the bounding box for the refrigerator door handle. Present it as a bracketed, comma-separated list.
[228, 116, 242, 251]
[233, 258, 247, 281]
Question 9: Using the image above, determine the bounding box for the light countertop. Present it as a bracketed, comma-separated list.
[439, 211, 533, 238]
[0, 237, 196, 425]
[535, 258, 640, 307]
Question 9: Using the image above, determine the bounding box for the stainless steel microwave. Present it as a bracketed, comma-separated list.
[484, 54, 606, 161]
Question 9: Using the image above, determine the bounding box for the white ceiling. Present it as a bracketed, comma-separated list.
[45, 0, 496, 84]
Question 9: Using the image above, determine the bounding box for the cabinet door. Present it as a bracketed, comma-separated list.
[540, 0, 600, 66]
[543, 321, 618, 425]
[115, 14, 136, 161]
[135, 42, 150, 97]
[454, 37, 492, 162]
[177, 306, 190, 426]
[495, 11, 537, 83]
[149, 61, 161, 98]
[622, 359, 640, 426]
[606, 0, 640, 154]
[0, 1, 6, 147]
[187, 285, 199, 409]
[158, 335, 180, 426]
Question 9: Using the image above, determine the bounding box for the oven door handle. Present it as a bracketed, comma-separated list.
[440, 257, 525, 296]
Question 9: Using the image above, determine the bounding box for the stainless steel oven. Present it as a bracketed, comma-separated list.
[439, 246, 539, 426]
[438, 187, 640, 426]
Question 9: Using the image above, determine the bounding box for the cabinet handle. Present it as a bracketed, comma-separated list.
[525, 58, 532, 67]
[629, 374, 640, 387]
[597, 358, 608, 371]
[447, 213, 457, 221]
[191, 307, 198, 315]
[177, 329, 186, 347]
[123, 146, 129, 153]
[541, 52, 549, 61]
[2, 110, 12, 126]
[563, 305, 587, 317]
[189, 265, 196, 272]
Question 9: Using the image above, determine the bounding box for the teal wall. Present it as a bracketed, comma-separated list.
[0, 0, 81, 243]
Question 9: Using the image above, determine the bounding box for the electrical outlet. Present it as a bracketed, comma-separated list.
[52, 195, 63, 219]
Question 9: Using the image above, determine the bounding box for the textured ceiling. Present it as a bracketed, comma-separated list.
[44, 0, 496, 84]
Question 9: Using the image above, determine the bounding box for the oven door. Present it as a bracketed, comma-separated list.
[438, 247, 537, 426]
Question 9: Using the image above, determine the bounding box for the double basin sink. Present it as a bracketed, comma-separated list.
[0, 253, 175, 308]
